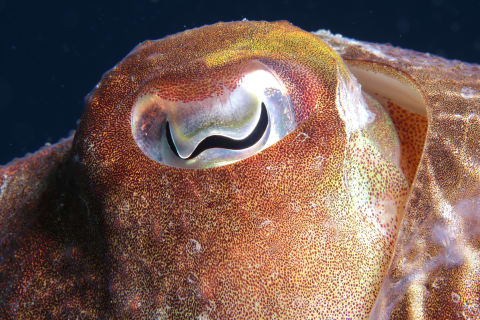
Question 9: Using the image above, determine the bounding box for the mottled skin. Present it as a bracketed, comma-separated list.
[0, 21, 478, 319]
[316, 30, 480, 319]
[71, 21, 407, 319]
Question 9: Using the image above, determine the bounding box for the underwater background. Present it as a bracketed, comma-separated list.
[1, 0, 479, 165]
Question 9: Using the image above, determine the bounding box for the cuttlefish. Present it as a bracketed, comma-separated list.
[1, 21, 479, 319]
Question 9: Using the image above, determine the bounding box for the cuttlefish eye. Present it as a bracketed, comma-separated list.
[71, 21, 410, 319]
[131, 61, 295, 169]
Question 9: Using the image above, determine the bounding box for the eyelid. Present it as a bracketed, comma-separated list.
[131, 61, 296, 169]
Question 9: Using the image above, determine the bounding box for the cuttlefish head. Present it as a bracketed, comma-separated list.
[73, 21, 409, 318]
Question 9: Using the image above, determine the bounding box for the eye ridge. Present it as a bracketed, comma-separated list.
[166, 102, 269, 160]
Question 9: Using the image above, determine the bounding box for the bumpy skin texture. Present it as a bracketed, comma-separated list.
[70, 21, 407, 319]
[316, 31, 480, 319]
[0, 138, 109, 319]
[0, 21, 478, 319]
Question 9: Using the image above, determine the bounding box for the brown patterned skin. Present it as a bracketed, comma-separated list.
[70, 21, 407, 319]
[0, 21, 478, 319]
[315, 31, 480, 319]
[0, 139, 109, 318]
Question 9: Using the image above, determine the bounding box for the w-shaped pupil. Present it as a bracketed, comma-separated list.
[166, 103, 269, 159]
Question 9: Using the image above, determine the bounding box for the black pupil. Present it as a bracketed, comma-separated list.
[166, 102, 269, 159]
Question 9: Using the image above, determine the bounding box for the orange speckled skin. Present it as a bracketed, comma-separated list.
[70, 21, 406, 319]
[316, 30, 480, 320]
[11, 20, 480, 319]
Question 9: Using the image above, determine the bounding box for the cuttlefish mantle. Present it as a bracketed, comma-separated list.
[1, 21, 479, 320]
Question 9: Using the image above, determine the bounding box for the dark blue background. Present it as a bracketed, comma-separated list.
[1, 0, 479, 164]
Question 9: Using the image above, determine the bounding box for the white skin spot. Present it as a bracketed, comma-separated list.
[196, 312, 210, 320]
[153, 306, 170, 320]
[451, 292, 460, 304]
[186, 239, 202, 255]
[461, 86, 476, 99]
[0, 173, 8, 200]
[259, 219, 273, 228]
[335, 68, 375, 139]
[296, 132, 310, 142]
